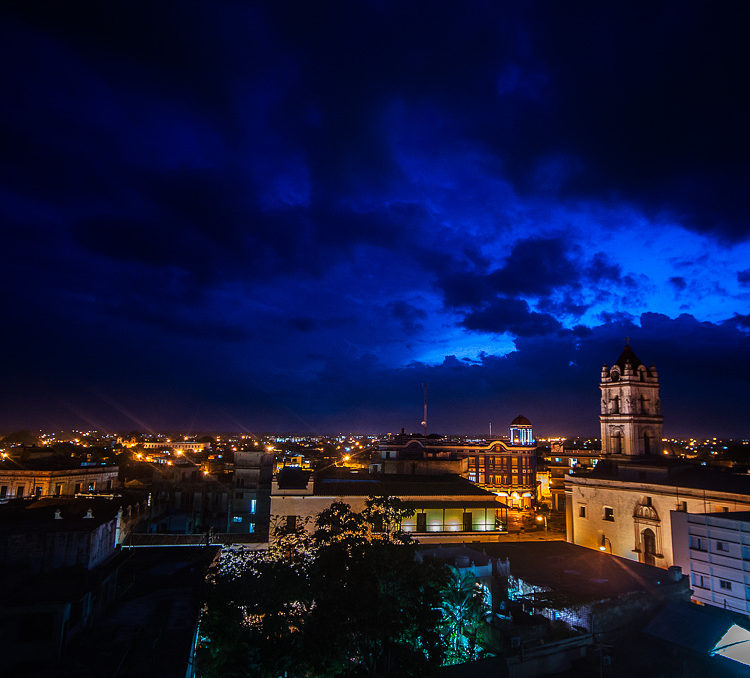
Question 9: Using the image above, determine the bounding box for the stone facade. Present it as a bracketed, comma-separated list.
[599, 344, 663, 456]
[566, 469, 750, 567]
[0, 465, 120, 501]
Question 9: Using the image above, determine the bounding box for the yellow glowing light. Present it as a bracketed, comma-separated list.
[536, 516, 543, 522]
[176, 450, 183, 456]
[599, 546, 606, 551]
[342, 455, 350, 462]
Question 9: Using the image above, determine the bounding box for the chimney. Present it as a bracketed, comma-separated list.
[667, 565, 682, 582]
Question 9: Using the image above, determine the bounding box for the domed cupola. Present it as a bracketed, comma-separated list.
[510, 415, 534, 446]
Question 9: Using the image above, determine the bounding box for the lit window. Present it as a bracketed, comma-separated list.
[249, 499, 256, 514]
[603, 507, 614, 521]
[232, 516, 243, 523]
[248, 523, 255, 533]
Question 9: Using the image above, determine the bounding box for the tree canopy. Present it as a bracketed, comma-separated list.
[196, 497, 454, 678]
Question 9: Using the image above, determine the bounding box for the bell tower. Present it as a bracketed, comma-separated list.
[600, 343, 663, 456]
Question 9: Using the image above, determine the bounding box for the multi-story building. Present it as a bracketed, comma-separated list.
[229, 450, 272, 537]
[672, 510, 750, 614]
[0, 458, 119, 501]
[378, 416, 537, 509]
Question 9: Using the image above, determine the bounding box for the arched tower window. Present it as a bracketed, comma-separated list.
[612, 396, 619, 414]
[640, 395, 648, 414]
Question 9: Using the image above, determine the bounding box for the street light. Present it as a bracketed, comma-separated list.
[536, 514, 548, 532]
[599, 535, 612, 553]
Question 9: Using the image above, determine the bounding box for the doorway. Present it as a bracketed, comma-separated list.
[642, 528, 656, 566]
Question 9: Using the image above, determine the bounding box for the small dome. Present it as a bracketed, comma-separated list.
[511, 415, 532, 426]
[615, 344, 644, 370]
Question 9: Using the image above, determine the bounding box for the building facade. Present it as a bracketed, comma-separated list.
[378, 417, 537, 509]
[566, 465, 750, 568]
[600, 344, 663, 456]
[0, 464, 119, 501]
[672, 511, 750, 614]
[270, 469, 509, 543]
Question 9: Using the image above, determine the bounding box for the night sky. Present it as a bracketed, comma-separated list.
[3, 2, 750, 436]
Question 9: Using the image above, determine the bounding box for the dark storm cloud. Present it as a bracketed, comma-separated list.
[461, 298, 562, 337]
[2, 1, 750, 434]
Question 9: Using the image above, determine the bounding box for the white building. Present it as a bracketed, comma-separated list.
[566, 342, 750, 568]
[567, 464, 750, 567]
[672, 511, 750, 614]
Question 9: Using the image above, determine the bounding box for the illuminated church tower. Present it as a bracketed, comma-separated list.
[600, 343, 663, 456]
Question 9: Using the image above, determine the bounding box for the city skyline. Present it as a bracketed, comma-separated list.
[2, 3, 750, 436]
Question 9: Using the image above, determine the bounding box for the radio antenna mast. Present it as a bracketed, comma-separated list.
[421, 382, 428, 436]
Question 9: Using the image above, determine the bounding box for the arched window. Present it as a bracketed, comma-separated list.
[612, 396, 620, 414]
[640, 395, 648, 414]
[612, 430, 622, 454]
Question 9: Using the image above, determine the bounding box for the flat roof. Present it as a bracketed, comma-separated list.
[476, 541, 681, 604]
[314, 473, 498, 498]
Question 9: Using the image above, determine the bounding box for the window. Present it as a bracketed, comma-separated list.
[692, 573, 707, 589]
[55, 484, 63, 496]
[75, 483, 81, 494]
[722, 506, 730, 513]
[578, 505, 587, 518]
[676, 501, 687, 512]
[87, 482, 95, 492]
[720, 580, 732, 591]
[35, 486, 43, 497]
[249, 499, 257, 514]
[690, 536, 706, 551]
[716, 541, 729, 552]
[232, 516, 243, 523]
[16, 486, 24, 498]
[248, 523, 255, 534]
[286, 515, 297, 530]
[0, 486, 6, 499]
[603, 507, 615, 522]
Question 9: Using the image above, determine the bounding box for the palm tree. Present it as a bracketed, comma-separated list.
[438, 566, 489, 662]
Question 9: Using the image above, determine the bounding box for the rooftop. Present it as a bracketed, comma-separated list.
[313, 472, 498, 498]
[478, 541, 683, 604]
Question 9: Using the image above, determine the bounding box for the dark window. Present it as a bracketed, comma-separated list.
[716, 541, 729, 552]
[677, 501, 687, 512]
[0, 486, 6, 499]
[416, 512, 427, 532]
[579, 506, 586, 518]
[603, 507, 615, 521]
[463, 512, 473, 532]
[16, 486, 24, 498]
[720, 580, 732, 590]
[286, 515, 297, 531]
[690, 536, 705, 551]
[55, 484, 63, 496]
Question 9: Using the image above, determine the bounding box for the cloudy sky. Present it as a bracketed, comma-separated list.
[2, 1, 750, 436]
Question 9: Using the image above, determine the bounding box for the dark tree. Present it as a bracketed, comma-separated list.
[197, 498, 450, 678]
